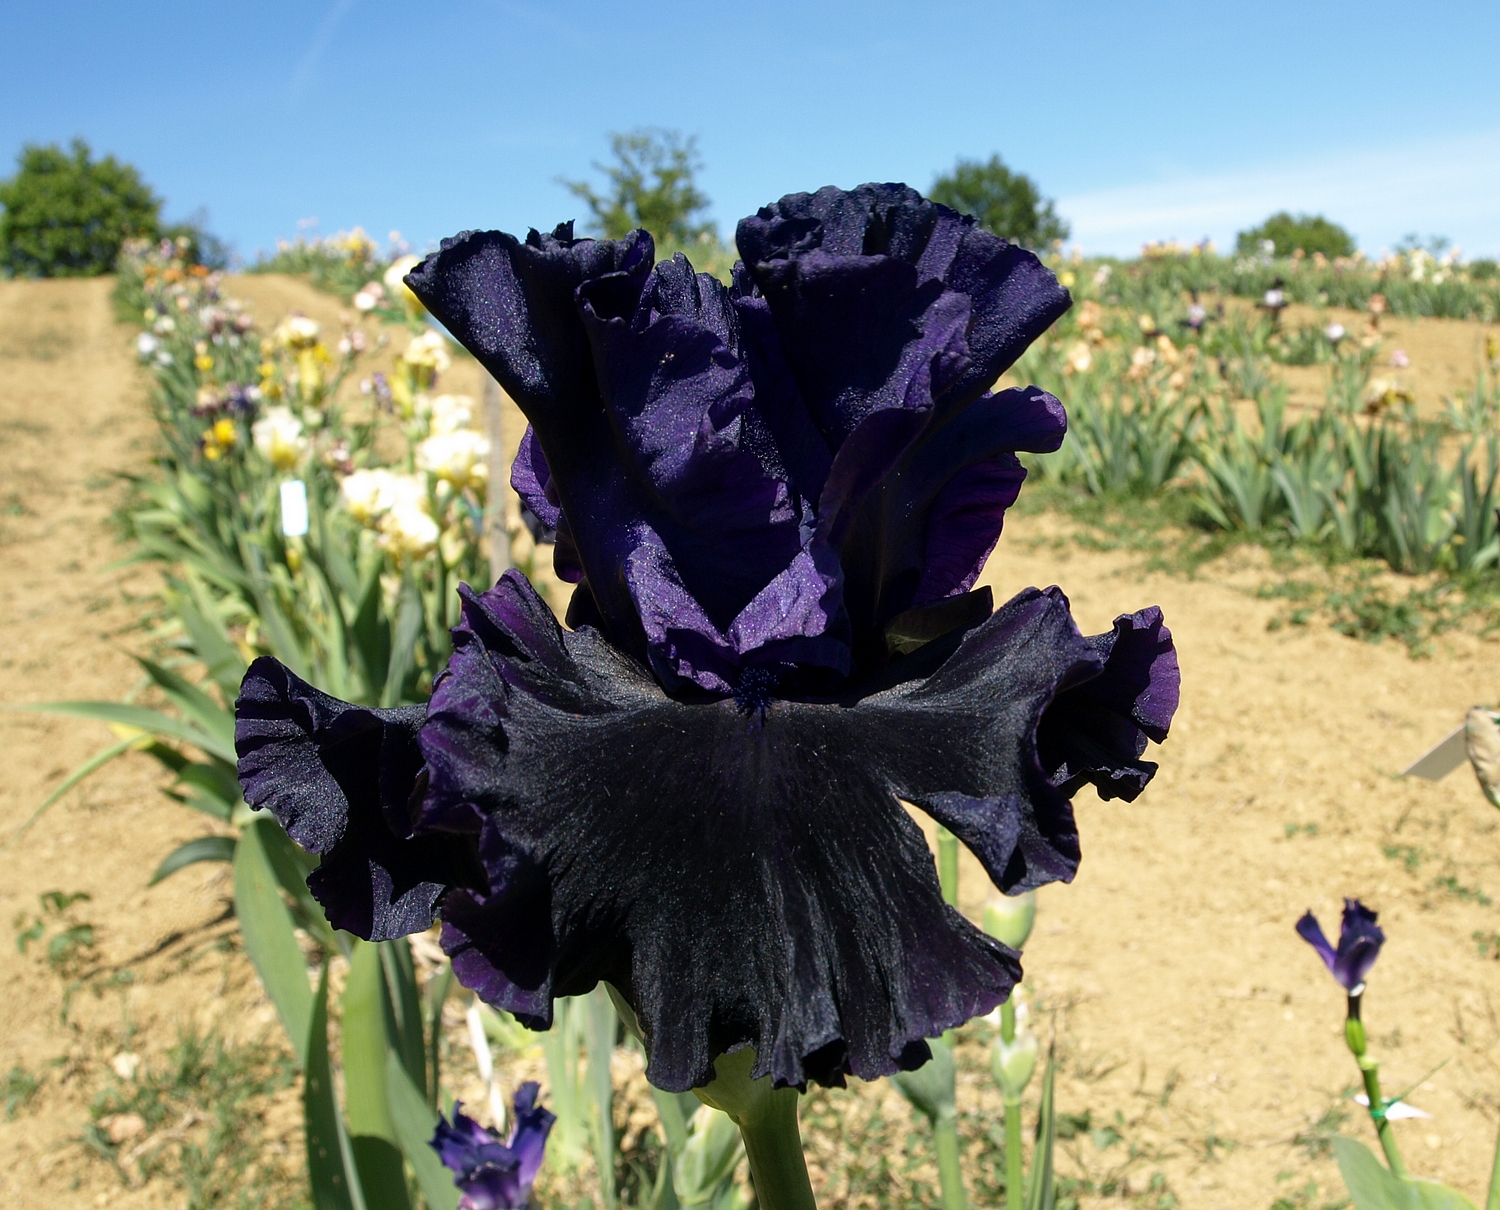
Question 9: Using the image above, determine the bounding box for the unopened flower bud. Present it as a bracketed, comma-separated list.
[1465, 707, 1500, 809]
[991, 1027, 1038, 1098]
[982, 890, 1037, 950]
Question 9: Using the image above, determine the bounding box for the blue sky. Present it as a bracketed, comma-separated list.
[3, 0, 1498, 260]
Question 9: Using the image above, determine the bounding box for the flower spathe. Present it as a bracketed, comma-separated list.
[235, 183, 1180, 1094]
[1296, 898, 1385, 991]
[431, 1084, 555, 1210]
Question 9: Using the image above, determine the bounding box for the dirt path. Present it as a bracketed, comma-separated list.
[0, 276, 328, 1210]
[0, 276, 1496, 1210]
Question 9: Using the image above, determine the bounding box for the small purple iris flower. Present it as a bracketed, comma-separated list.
[431, 1084, 555, 1210]
[235, 184, 1180, 1093]
[1296, 899, 1386, 991]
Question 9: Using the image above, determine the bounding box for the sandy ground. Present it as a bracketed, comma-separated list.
[0, 275, 1497, 1210]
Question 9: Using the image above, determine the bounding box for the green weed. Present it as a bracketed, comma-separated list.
[85, 1027, 300, 1210]
[4, 1065, 40, 1118]
[1383, 844, 1426, 873]
[1429, 875, 1492, 906]
[1292, 1096, 1351, 1159]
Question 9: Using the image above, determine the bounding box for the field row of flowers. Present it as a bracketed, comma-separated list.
[116, 235, 499, 706]
[1011, 269, 1500, 593]
[1107, 241, 1500, 321]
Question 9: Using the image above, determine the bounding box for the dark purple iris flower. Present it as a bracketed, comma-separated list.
[431, 1083, 554, 1210]
[235, 183, 1180, 1093]
[1296, 899, 1385, 991]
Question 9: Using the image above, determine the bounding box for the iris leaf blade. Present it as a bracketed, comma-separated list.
[149, 834, 237, 884]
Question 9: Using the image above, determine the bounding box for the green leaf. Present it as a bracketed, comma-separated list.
[650, 1086, 698, 1158]
[1025, 1048, 1057, 1210]
[348, 561, 390, 700]
[343, 941, 398, 1142]
[584, 988, 619, 1209]
[305, 966, 366, 1210]
[380, 939, 427, 1094]
[386, 1051, 460, 1210]
[149, 834, 236, 884]
[381, 578, 425, 708]
[257, 816, 338, 951]
[343, 941, 412, 1210]
[424, 962, 454, 1108]
[167, 574, 248, 698]
[174, 760, 242, 817]
[673, 1107, 743, 1206]
[133, 656, 235, 747]
[4, 734, 139, 845]
[18, 700, 235, 763]
[1333, 1137, 1477, 1210]
[233, 818, 313, 1066]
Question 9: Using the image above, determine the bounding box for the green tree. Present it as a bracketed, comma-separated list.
[1236, 212, 1356, 259]
[562, 128, 714, 245]
[0, 139, 162, 277]
[930, 154, 1069, 249]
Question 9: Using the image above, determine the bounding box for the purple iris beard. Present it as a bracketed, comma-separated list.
[235, 183, 1181, 1093]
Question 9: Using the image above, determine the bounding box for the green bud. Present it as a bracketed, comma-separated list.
[983, 890, 1037, 950]
[991, 1029, 1039, 1098]
[1344, 1016, 1367, 1057]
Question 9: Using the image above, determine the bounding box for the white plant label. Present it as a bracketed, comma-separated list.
[280, 479, 309, 537]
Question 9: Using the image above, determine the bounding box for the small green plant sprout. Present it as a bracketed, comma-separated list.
[1296, 899, 1500, 1209]
[13, 890, 96, 975]
[3, 1065, 40, 1119]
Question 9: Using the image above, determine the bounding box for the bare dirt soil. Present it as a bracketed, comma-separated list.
[1, 276, 1497, 1210]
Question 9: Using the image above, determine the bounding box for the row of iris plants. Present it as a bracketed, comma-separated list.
[1106, 242, 1500, 321]
[1010, 279, 1500, 584]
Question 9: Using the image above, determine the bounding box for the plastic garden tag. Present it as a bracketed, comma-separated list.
[280, 478, 309, 537]
[1402, 726, 1466, 780]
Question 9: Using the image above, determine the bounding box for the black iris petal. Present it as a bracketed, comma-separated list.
[235, 657, 482, 941]
[410, 571, 1148, 1092]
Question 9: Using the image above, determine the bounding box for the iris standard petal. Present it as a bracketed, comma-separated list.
[416, 571, 1161, 1092]
[1332, 899, 1385, 989]
[234, 657, 480, 940]
[508, 1081, 555, 1191]
[737, 183, 1072, 412]
[838, 386, 1067, 645]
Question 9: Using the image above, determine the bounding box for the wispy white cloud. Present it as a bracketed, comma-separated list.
[1059, 130, 1500, 258]
[286, 0, 357, 111]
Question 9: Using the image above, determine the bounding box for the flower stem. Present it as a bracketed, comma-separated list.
[1358, 1058, 1408, 1178]
[937, 825, 960, 906]
[1000, 999, 1022, 1210]
[1004, 1095, 1024, 1210]
[1344, 994, 1407, 1178]
[934, 1112, 967, 1210]
[735, 1087, 817, 1210]
[696, 1047, 816, 1210]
